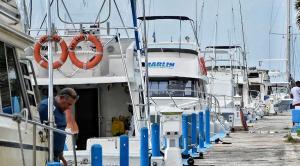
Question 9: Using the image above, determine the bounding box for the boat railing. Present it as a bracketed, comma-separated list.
[148, 89, 220, 114]
[150, 88, 232, 110]
[148, 88, 231, 131]
[211, 95, 235, 108]
[0, 111, 78, 166]
[203, 46, 246, 71]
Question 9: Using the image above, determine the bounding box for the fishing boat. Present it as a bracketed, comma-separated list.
[203, 46, 248, 130]
[0, 0, 49, 165]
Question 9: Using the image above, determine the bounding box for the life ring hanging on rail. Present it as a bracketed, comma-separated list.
[34, 35, 69, 69]
[69, 34, 104, 70]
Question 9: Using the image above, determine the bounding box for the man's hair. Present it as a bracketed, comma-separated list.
[57, 88, 78, 100]
[296, 81, 300, 87]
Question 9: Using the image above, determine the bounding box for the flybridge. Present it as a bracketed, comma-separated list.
[148, 62, 175, 68]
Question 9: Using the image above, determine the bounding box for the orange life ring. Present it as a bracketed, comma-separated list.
[34, 35, 68, 69]
[69, 34, 103, 69]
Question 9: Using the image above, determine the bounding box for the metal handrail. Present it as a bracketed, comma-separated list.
[0, 113, 77, 165]
[0, 112, 73, 135]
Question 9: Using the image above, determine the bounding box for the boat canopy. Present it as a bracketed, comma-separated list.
[267, 82, 290, 87]
[137, 16, 191, 21]
[148, 48, 198, 55]
[205, 46, 242, 49]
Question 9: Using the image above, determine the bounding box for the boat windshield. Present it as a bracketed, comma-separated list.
[268, 86, 289, 95]
[149, 78, 201, 97]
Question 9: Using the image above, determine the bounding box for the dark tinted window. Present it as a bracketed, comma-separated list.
[149, 78, 197, 97]
[0, 43, 24, 113]
[0, 42, 10, 109]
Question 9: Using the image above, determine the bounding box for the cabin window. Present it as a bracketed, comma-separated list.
[149, 78, 197, 97]
[248, 73, 259, 78]
[234, 84, 243, 96]
[0, 42, 23, 114]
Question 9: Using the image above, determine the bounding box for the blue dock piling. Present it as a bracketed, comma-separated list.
[151, 123, 161, 157]
[47, 162, 61, 166]
[91, 144, 102, 166]
[205, 108, 210, 145]
[182, 114, 189, 156]
[120, 135, 129, 166]
[191, 113, 197, 154]
[140, 127, 149, 166]
[198, 112, 204, 149]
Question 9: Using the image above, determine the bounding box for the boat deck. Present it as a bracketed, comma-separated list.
[196, 112, 300, 166]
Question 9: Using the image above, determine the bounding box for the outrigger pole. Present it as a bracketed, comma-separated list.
[46, 0, 55, 162]
[129, 0, 150, 126]
[129, 0, 141, 51]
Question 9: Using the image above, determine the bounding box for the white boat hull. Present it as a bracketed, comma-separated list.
[0, 116, 48, 166]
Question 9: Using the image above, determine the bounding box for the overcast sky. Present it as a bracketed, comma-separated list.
[30, 0, 300, 81]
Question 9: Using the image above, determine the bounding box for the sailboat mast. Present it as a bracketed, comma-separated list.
[286, 0, 291, 82]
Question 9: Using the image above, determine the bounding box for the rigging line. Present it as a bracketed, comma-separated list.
[213, 0, 220, 69]
[113, 0, 130, 38]
[57, 0, 76, 29]
[58, 0, 111, 25]
[94, 0, 108, 24]
[238, 0, 249, 101]
[36, 0, 55, 38]
[195, 0, 198, 38]
[238, 0, 247, 68]
[198, 0, 205, 47]
[268, 0, 275, 60]
[189, 20, 200, 47]
[152, 0, 156, 42]
[231, 0, 237, 43]
[146, 0, 151, 43]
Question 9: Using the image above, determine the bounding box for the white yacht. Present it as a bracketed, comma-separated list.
[247, 68, 270, 119]
[267, 82, 292, 113]
[0, 0, 48, 165]
[203, 46, 249, 130]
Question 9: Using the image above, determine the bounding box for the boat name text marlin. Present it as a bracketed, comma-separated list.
[148, 62, 175, 69]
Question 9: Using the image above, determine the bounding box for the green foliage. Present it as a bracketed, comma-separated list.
[297, 129, 300, 137]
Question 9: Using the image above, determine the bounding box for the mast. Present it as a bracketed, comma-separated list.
[238, 0, 249, 105]
[286, 0, 291, 83]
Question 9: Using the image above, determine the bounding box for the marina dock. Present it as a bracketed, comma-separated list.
[196, 112, 300, 166]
